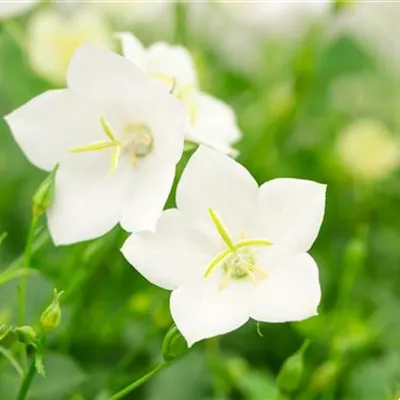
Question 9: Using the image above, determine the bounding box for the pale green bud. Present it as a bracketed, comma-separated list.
[40, 289, 63, 332]
[276, 340, 310, 393]
[15, 325, 37, 346]
[32, 164, 58, 217]
[162, 325, 188, 362]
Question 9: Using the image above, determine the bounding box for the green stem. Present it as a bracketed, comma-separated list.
[16, 358, 36, 400]
[174, 1, 187, 45]
[107, 361, 167, 400]
[17, 215, 39, 369]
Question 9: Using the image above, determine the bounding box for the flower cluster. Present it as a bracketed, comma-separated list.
[5, 35, 326, 345]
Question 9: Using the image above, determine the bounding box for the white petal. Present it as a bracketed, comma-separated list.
[67, 43, 157, 107]
[170, 280, 251, 346]
[4, 89, 103, 171]
[146, 42, 197, 88]
[118, 32, 147, 70]
[68, 43, 186, 165]
[176, 146, 258, 242]
[250, 252, 321, 323]
[47, 152, 129, 245]
[121, 209, 217, 290]
[188, 92, 242, 155]
[251, 178, 326, 253]
[119, 164, 176, 233]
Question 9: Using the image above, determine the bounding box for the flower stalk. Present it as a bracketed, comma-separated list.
[107, 361, 167, 400]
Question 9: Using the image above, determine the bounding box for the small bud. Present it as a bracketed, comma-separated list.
[40, 289, 63, 332]
[162, 325, 188, 362]
[15, 326, 37, 346]
[277, 340, 310, 394]
[32, 164, 58, 217]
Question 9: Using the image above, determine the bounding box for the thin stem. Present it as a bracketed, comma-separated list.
[174, 0, 187, 45]
[16, 358, 36, 400]
[18, 214, 39, 369]
[107, 361, 167, 400]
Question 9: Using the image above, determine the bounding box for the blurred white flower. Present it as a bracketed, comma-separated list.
[122, 146, 325, 346]
[0, 0, 38, 19]
[5, 44, 186, 245]
[27, 8, 112, 84]
[336, 119, 400, 181]
[119, 33, 242, 155]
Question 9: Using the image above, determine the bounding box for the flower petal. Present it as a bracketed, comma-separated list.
[176, 146, 258, 243]
[4, 89, 103, 171]
[68, 43, 186, 165]
[146, 42, 197, 88]
[170, 280, 251, 346]
[47, 152, 128, 245]
[250, 252, 321, 323]
[67, 43, 158, 107]
[119, 164, 176, 233]
[118, 32, 147, 70]
[188, 92, 242, 155]
[251, 178, 326, 252]
[121, 209, 217, 290]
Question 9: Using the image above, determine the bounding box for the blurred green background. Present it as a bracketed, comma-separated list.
[1, 1, 400, 399]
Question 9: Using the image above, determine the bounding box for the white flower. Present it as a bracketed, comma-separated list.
[122, 146, 326, 346]
[119, 32, 242, 155]
[27, 8, 112, 84]
[5, 44, 186, 245]
[0, 0, 38, 19]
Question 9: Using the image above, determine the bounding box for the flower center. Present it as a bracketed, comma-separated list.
[205, 208, 271, 289]
[69, 117, 153, 172]
[122, 123, 153, 164]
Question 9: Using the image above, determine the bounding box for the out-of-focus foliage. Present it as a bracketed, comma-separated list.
[1, 1, 399, 399]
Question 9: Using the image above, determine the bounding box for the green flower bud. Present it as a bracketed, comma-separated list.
[162, 325, 188, 362]
[40, 289, 63, 332]
[32, 164, 58, 217]
[276, 340, 310, 394]
[15, 325, 37, 346]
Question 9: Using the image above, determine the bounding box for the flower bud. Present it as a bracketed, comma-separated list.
[32, 165, 58, 217]
[162, 325, 188, 362]
[276, 340, 310, 394]
[40, 289, 63, 332]
[15, 325, 37, 346]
